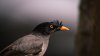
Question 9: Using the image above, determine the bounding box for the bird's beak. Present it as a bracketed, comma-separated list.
[60, 26, 70, 31]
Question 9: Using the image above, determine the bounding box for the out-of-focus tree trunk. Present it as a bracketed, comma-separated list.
[76, 0, 100, 56]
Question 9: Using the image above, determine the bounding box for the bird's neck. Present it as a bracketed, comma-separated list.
[32, 31, 50, 37]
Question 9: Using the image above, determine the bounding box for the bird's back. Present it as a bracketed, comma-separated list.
[0, 34, 46, 56]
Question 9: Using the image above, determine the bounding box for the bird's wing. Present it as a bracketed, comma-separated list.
[0, 34, 43, 56]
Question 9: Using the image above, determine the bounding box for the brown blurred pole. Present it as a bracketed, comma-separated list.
[76, 0, 100, 56]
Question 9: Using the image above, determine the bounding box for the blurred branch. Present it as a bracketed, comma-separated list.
[76, 0, 100, 56]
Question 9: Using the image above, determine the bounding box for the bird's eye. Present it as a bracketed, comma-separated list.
[50, 25, 53, 28]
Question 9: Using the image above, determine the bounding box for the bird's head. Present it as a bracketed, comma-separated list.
[33, 20, 70, 35]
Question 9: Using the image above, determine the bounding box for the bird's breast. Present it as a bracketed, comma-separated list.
[39, 36, 50, 56]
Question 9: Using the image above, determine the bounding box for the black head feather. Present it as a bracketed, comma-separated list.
[50, 20, 63, 26]
[33, 20, 63, 35]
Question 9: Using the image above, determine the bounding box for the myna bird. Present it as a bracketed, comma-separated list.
[0, 20, 69, 56]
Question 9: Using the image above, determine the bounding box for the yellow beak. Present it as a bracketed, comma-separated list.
[60, 26, 70, 31]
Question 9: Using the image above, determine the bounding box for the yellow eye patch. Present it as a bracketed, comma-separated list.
[50, 25, 53, 28]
